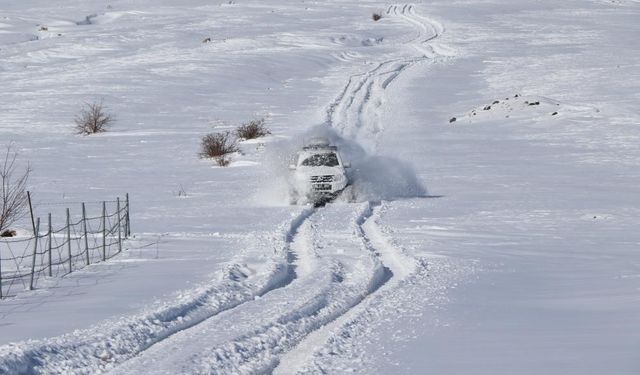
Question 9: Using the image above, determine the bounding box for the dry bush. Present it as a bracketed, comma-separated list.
[75, 100, 115, 135]
[215, 154, 231, 167]
[199, 132, 238, 166]
[1, 145, 31, 232]
[372, 13, 382, 21]
[235, 118, 271, 140]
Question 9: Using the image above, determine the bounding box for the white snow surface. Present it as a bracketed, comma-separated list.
[1, 0, 639, 374]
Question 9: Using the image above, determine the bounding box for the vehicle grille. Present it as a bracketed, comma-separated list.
[313, 184, 332, 191]
[310, 175, 334, 183]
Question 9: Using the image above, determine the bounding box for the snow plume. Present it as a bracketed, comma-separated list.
[257, 125, 427, 205]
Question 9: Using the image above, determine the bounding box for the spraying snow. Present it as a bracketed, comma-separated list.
[257, 125, 427, 206]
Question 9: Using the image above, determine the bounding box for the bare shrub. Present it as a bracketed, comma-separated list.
[1, 145, 31, 232]
[215, 154, 231, 167]
[199, 132, 238, 167]
[372, 13, 382, 21]
[235, 118, 271, 140]
[74, 100, 115, 135]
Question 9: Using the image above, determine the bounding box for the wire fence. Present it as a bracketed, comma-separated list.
[0, 194, 131, 300]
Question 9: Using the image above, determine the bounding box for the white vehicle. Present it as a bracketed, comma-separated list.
[289, 137, 351, 205]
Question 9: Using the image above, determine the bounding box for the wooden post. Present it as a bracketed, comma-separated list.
[29, 218, 40, 290]
[47, 213, 52, 277]
[66, 208, 72, 273]
[82, 203, 90, 266]
[117, 197, 122, 254]
[102, 201, 106, 261]
[27, 191, 36, 236]
[125, 193, 131, 238]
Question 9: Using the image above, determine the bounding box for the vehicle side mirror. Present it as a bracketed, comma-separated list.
[289, 164, 297, 170]
[343, 162, 351, 168]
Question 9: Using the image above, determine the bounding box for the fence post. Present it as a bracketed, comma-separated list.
[125, 193, 131, 238]
[82, 203, 90, 266]
[102, 201, 106, 261]
[27, 191, 36, 237]
[117, 197, 122, 254]
[29, 218, 40, 290]
[66, 208, 72, 273]
[47, 213, 52, 277]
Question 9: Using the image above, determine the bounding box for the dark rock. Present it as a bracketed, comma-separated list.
[202, 37, 212, 43]
[483, 105, 491, 110]
[551, 111, 558, 115]
[528, 101, 540, 106]
[449, 117, 457, 123]
[492, 100, 499, 104]
[0, 229, 17, 238]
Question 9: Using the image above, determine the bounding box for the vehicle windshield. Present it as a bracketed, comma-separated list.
[300, 152, 339, 167]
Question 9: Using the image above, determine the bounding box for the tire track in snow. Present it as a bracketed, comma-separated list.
[325, 4, 451, 152]
[274, 4, 453, 372]
[108, 203, 398, 375]
[104, 203, 387, 374]
[0, 208, 315, 375]
[273, 202, 417, 375]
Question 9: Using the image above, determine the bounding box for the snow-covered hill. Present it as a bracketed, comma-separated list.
[1, 0, 639, 374]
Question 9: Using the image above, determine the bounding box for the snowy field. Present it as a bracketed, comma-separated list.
[1, 0, 639, 374]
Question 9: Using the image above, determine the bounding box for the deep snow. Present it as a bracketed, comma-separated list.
[1, 0, 639, 374]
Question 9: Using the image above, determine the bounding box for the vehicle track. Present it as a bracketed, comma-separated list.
[274, 4, 451, 372]
[273, 202, 418, 374]
[326, 4, 448, 153]
[107, 203, 387, 374]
